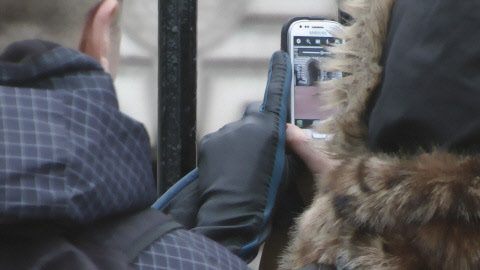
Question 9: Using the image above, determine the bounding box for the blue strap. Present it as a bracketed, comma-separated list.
[151, 168, 199, 210]
[239, 52, 292, 257]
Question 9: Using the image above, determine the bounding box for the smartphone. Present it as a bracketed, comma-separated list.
[282, 18, 343, 138]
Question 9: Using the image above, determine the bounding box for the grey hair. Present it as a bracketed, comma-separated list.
[0, 0, 105, 52]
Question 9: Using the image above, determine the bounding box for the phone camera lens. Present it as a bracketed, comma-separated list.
[299, 25, 302, 28]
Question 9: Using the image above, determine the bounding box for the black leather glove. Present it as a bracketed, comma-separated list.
[154, 51, 292, 262]
[191, 51, 291, 262]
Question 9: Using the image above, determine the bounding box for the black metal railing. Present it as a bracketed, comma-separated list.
[158, 0, 197, 195]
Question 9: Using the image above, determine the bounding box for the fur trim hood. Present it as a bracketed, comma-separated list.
[282, 0, 480, 269]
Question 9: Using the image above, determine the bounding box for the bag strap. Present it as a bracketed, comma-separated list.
[74, 208, 183, 263]
[0, 208, 182, 270]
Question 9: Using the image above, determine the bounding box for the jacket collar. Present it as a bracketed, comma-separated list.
[0, 39, 104, 85]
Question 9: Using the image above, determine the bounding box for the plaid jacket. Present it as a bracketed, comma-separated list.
[0, 40, 248, 269]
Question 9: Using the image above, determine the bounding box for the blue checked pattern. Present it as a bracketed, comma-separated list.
[0, 40, 249, 269]
[0, 40, 156, 223]
[133, 229, 249, 270]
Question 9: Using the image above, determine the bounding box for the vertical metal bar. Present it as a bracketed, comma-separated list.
[158, 0, 197, 195]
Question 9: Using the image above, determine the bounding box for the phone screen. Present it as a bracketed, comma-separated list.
[288, 21, 343, 130]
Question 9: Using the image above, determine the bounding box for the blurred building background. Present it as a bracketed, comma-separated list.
[116, 0, 337, 147]
[115, 0, 158, 147]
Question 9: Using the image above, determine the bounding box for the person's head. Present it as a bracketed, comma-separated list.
[0, 0, 122, 76]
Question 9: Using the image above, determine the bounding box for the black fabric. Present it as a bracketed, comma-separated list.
[0, 208, 182, 270]
[161, 179, 200, 229]
[73, 208, 182, 263]
[367, 0, 480, 153]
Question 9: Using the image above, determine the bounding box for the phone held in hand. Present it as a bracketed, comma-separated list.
[281, 18, 343, 139]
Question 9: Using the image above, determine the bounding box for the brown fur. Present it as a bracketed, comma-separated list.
[280, 0, 480, 269]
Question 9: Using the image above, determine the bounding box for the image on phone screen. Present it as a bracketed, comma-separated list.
[292, 35, 342, 129]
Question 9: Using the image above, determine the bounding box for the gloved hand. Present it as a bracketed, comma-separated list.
[192, 50, 291, 262]
[154, 50, 292, 262]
